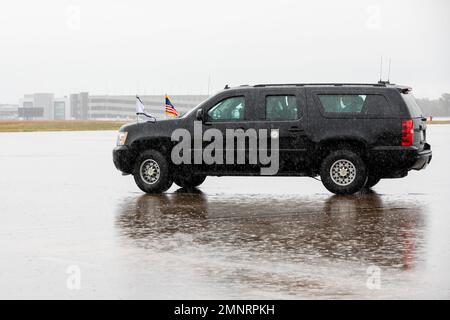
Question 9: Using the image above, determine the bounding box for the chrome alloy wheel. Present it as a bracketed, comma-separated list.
[330, 159, 357, 186]
[140, 159, 160, 185]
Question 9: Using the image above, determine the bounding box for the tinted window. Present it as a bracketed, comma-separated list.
[364, 95, 392, 116]
[265, 95, 298, 120]
[318, 95, 366, 113]
[402, 93, 423, 118]
[207, 96, 245, 120]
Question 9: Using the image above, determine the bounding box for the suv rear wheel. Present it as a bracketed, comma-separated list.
[320, 150, 367, 195]
[133, 150, 173, 193]
[174, 174, 206, 189]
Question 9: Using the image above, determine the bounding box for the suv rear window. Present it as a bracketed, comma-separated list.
[318, 94, 392, 116]
[364, 95, 392, 116]
[318, 95, 366, 113]
[402, 93, 423, 118]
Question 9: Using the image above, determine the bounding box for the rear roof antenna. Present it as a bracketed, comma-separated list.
[379, 56, 383, 82]
[387, 58, 391, 83]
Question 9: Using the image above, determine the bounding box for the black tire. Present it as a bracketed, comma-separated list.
[365, 174, 381, 189]
[133, 150, 173, 193]
[320, 150, 367, 195]
[174, 174, 206, 189]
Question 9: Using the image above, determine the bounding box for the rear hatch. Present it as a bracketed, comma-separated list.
[402, 93, 427, 151]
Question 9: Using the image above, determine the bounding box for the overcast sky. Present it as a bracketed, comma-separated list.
[0, 0, 449, 103]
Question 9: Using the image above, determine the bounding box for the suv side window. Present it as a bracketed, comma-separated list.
[363, 95, 392, 116]
[265, 95, 298, 120]
[207, 96, 245, 121]
[317, 94, 392, 116]
[318, 94, 366, 113]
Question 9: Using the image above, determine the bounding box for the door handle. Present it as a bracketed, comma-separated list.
[288, 127, 304, 132]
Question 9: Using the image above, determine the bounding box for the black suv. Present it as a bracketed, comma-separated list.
[113, 82, 432, 195]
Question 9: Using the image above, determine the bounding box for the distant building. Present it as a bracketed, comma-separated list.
[0, 104, 19, 119]
[18, 93, 69, 120]
[15, 92, 208, 120]
[70, 92, 89, 120]
[54, 97, 70, 120]
[70, 93, 208, 120]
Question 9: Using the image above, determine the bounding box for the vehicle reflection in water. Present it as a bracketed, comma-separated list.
[116, 189, 427, 271]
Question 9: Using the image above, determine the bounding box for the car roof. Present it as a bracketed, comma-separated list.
[224, 82, 411, 93]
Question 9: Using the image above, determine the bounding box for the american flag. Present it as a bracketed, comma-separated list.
[165, 95, 179, 117]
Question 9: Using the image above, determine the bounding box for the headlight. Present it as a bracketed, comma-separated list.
[117, 132, 128, 146]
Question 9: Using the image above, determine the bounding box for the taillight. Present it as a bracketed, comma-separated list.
[401, 119, 414, 146]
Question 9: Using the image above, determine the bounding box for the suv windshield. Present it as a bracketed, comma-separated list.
[402, 93, 423, 118]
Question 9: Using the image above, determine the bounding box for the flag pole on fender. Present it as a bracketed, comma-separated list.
[164, 94, 179, 118]
[136, 95, 145, 123]
[136, 95, 139, 124]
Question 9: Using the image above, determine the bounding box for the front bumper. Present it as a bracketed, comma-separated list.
[113, 146, 136, 174]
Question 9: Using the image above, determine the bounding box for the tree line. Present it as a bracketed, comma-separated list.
[417, 93, 450, 117]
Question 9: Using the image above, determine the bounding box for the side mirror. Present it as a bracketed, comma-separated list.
[196, 109, 204, 122]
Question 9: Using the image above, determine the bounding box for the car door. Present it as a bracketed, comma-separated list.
[199, 89, 259, 174]
[253, 87, 310, 174]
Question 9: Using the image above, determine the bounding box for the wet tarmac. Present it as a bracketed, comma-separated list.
[0, 126, 449, 299]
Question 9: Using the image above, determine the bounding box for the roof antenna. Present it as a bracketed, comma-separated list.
[387, 58, 391, 83]
[207, 73, 211, 96]
[379, 56, 383, 83]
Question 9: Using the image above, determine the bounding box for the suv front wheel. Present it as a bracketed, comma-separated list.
[320, 150, 367, 195]
[133, 150, 173, 193]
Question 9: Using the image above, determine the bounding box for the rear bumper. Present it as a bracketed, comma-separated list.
[113, 146, 135, 174]
[368, 143, 432, 176]
[410, 143, 432, 170]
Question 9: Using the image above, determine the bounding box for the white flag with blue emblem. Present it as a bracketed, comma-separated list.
[136, 95, 145, 114]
